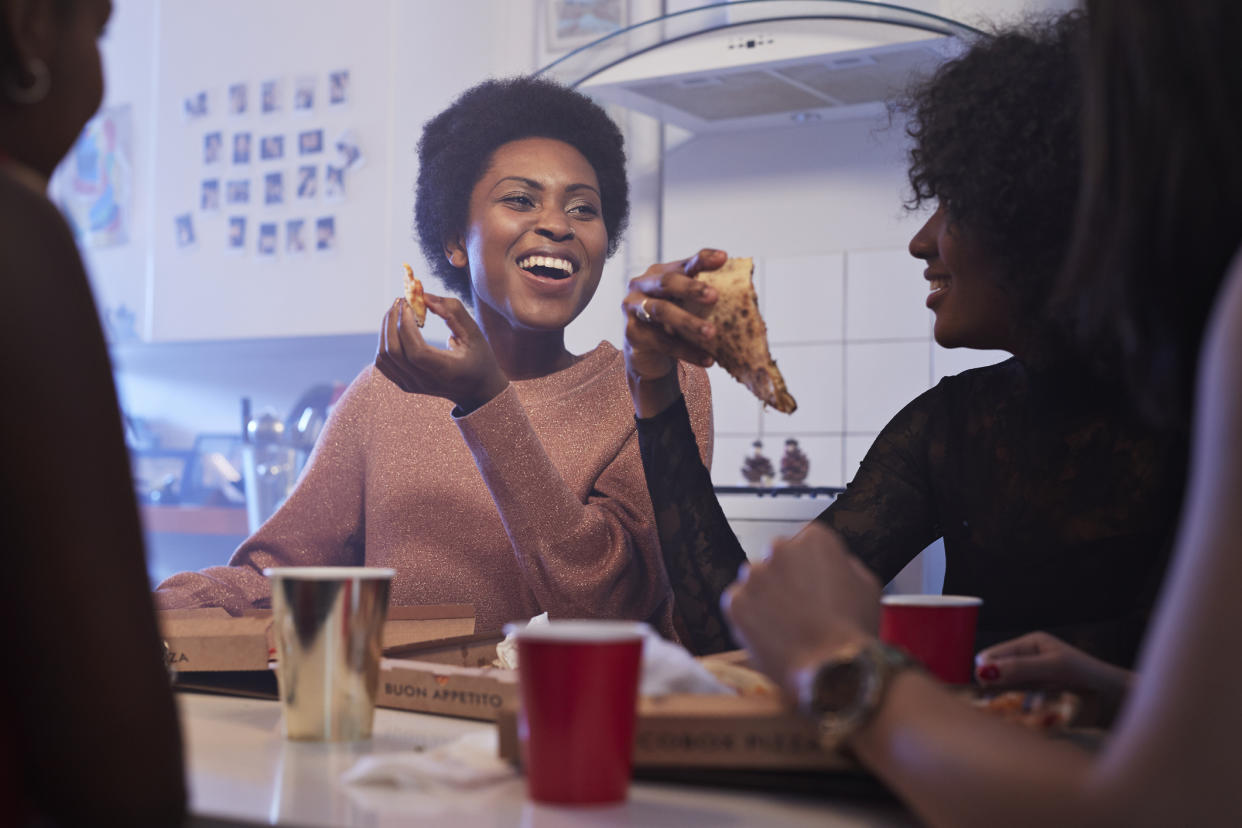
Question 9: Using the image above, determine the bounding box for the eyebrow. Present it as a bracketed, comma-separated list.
[492, 176, 601, 197]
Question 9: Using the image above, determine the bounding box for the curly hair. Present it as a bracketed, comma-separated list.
[414, 76, 629, 301]
[899, 12, 1085, 317]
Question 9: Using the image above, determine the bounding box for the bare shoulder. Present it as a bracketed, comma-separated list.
[1191, 247, 1242, 465]
[0, 174, 88, 322]
[0, 173, 78, 263]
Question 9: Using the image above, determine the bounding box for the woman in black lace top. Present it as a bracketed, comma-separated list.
[622, 13, 1186, 664]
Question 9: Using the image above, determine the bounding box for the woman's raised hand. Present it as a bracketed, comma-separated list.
[622, 247, 725, 417]
[375, 292, 509, 414]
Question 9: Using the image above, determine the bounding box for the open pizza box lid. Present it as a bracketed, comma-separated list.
[160, 603, 476, 676]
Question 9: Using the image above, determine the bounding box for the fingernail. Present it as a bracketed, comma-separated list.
[701, 324, 714, 338]
[700, 286, 717, 301]
[978, 664, 1000, 682]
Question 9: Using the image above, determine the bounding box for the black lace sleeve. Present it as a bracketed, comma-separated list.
[816, 388, 943, 584]
[636, 396, 746, 654]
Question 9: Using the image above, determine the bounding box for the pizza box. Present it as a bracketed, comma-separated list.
[496, 647, 856, 772]
[159, 603, 476, 673]
[377, 634, 517, 721]
[496, 691, 855, 773]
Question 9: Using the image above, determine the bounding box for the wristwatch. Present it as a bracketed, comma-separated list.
[797, 639, 920, 751]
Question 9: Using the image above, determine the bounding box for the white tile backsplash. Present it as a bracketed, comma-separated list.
[845, 248, 932, 341]
[707, 365, 763, 435]
[767, 342, 844, 433]
[760, 253, 846, 343]
[845, 340, 933, 432]
[933, 345, 1010, 382]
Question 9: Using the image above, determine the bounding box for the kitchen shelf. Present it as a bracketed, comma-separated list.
[715, 485, 843, 498]
[141, 504, 249, 536]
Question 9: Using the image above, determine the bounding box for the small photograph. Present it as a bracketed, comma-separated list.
[285, 218, 307, 254]
[295, 164, 317, 200]
[174, 213, 196, 248]
[333, 129, 364, 171]
[323, 164, 345, 202]
[203, 131, 223, 165]
[264, 171, 284, 206]
[226, 179, 250, 205]
[298, 129, 323, 155]
[260, 79, 281, 114]
[200, 179, 220, 212]
[232, 132, 252, 165]
[183, 91, 207, 120]
[227, 216, 246, 252]
[259, 134, 284, 161]
[257, 221, 278, 256]
[316, 216, 336, 251]
[328, 70, 349, 106]
[228, 83, 247, 116]
[293, 76, 315, 113]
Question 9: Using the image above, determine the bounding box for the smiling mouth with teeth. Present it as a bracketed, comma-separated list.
[517, 255, 575, 280]
[928, 276, 950, 293]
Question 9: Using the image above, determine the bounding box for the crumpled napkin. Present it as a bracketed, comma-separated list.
[493, 612, 548, 670]
[342, 730, 515, 789]
[493, 614, 733, 696]
[639, 629, 733, 696]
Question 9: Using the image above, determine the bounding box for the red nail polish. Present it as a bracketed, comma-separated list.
[978, 664, 1000, 682]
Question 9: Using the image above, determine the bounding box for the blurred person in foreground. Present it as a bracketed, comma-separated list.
[0, 0, 185, 824]
[623, 11, 1184, 687]
[723, 1, 1242, 824]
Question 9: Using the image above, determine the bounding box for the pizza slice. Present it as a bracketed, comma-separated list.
[688, 257, 796, 414]
[402, 263, 427, 327]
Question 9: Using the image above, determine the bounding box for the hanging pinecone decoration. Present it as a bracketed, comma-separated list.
[741, 439, 775, 486]
[780, 438, 810, 486]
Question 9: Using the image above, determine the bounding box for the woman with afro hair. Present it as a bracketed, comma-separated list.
[156, 77, 713, 640]
[622, 10, 1185, 692]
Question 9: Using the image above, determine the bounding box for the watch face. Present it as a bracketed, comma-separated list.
[813, 659, 865, 714]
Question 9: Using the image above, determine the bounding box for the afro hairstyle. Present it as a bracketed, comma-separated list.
[414, 76, 629, 301]
[899, 12, 1086, 315]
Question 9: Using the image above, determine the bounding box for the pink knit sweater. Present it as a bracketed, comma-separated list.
[155, 342, 713, 638]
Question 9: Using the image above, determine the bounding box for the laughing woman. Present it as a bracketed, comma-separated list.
[156, 77, 713, 638]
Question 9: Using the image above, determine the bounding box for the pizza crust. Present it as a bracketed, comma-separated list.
[688, 257, 796, 414]
[402, 263, 427, 327]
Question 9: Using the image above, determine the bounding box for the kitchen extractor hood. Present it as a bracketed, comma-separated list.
[538, 1, 982, 133]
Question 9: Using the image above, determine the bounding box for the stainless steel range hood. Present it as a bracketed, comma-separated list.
[539, 1, 981, 133]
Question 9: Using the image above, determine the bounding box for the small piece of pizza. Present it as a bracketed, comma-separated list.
[701, 659, 780, 697]
[971, 690, 1080, 731]
[687, 257, 796, 413]
[402, 263, 427, 327]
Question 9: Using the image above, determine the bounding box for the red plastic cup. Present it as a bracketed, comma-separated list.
[879, 595, 982, 684]
[510, 620, 646, 805]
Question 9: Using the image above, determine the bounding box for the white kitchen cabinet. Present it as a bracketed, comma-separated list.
[74, 0, 536, 343]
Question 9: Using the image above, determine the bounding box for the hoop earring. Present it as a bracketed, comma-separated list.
[4, 58, 51, 105]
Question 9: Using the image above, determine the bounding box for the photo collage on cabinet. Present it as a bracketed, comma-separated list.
[174, 69, 359, 259]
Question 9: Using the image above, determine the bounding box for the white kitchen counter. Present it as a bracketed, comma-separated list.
[178, 691, 915, 827]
